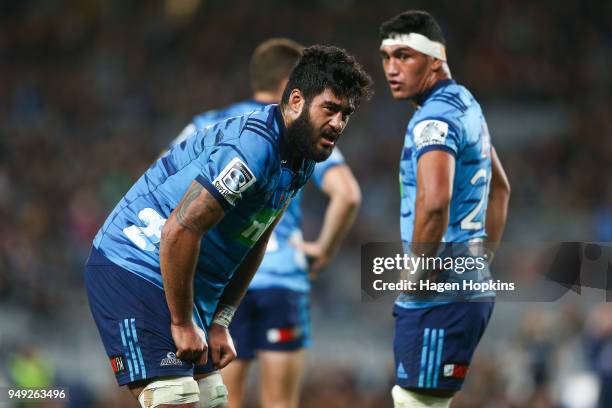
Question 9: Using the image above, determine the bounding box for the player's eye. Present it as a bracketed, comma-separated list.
[324, 106, 336, 114]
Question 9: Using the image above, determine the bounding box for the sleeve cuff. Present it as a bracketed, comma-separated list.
[195, 175, 232, 212]
[416, 144, 457, 160]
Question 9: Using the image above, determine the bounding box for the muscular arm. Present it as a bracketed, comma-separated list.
[159, 181, 225, 325]
[411, 151, 455, 257]
[485, 146, 511, 258]
[302, 164, 361, 272]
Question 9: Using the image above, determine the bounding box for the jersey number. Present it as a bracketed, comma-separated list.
[460, 169, 488, 231]
[123, 208, 167, 251]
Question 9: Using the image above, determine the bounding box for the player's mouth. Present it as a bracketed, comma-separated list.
[388, 80, 403, 91]
[320, 133, 338, 148]
[321, 138, 335, 147]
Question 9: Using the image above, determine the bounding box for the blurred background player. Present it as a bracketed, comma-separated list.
[168, 38, 362, 408]
[85, 45, 372, 408]
[379, 10, 511, 408]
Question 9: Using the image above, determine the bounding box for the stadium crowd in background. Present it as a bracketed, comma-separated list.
[1, 1, 611, 407]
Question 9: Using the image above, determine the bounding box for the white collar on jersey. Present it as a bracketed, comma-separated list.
[381, 32, 447, 62]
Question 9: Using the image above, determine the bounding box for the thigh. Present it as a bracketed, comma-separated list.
[221, 360, 252, 408]
[85, 250, 197, 386]
[393, 300, 494, 393]
[253, 288, 311, 352]
[259, 349, 306, 408]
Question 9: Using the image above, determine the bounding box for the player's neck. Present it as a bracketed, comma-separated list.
[253, 91, 281, 104]
[414, 72, 452, 106]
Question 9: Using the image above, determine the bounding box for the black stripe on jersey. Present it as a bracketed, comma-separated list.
[214, 130, 223, 145]
[161, 156, 177, 176]
[248, 117, 270, 128]
[266, 108, 276, 128]
[401, 147, 412, 161]
[431, 93, 467, 113]
[246, 120, 273, 135]
[438, 92, 467, 110]
[431, 97, 465, 113]
[224, 117, 238, 130]
[461, 159, 481, 165]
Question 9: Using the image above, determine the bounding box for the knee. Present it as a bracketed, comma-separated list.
[138, 376, 200, 408]
[391, 385, 452, 408]
[198, 372, 229, 408]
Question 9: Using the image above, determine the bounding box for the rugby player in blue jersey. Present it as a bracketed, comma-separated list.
[169, 39, 362, 408]
[379, 11, 511, 408]
[85, 45, 372, 408]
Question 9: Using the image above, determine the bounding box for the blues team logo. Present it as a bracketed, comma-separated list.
[413, 119, 449, 149]
[160, 352, 183, 366]
[213, 157, 256, 205]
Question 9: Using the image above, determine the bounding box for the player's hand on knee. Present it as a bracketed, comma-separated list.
[208, 323, 236, 369]
[171, 322, 209, 366]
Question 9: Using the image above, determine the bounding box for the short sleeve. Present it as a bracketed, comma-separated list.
[193, 111, 224, 130]
[169, 123, 197, 149]
[196, 130, 273, 211]
[412, 119, 461, 160]
[312, 148, 345, 188]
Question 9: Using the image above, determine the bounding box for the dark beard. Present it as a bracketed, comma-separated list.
[286, 107, 330, 163]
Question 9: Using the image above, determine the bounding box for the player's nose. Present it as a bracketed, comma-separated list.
[385, 59, 400, 76]
[328, 113, 345, 133]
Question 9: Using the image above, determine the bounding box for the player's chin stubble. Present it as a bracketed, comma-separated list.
[287, 108, 329, 162]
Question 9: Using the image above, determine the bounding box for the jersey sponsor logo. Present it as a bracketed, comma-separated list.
[237, 207, 282, 247]
[241, 217, 276, 244]
[160, 352, 183, 367]
[110, 355, 127, 375]
[213, 157, 256, 205]
[413, 119, 449, 149]
[443, 363, 468, 379]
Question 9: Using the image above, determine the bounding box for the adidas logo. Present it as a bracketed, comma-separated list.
[397, 362, 408, 379]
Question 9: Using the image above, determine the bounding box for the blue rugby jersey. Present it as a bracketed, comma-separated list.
[93, 105, 314, 324]
[170, 101, 346, 293]
[249, 148, 344, 293]
[171, 100, 267, 148]
[397, 79, 494, 308]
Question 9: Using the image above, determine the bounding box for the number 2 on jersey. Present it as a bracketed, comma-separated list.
[460, 169, 489, 230]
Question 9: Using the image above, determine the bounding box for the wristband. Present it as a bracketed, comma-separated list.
[212, 304, 236, 328]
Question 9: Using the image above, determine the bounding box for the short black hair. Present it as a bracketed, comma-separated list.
[281, 45, 373, 108]
[250, 38, 303, 93]
[379, 10, 446, 45]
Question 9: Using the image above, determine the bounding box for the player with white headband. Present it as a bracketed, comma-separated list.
[378, 10, 511, 408]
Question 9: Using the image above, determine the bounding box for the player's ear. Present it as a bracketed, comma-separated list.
[288, 89, 305, 116]
[431, 58, 443, 72]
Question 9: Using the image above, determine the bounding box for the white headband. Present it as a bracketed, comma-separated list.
[381, 32, 447, 61]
